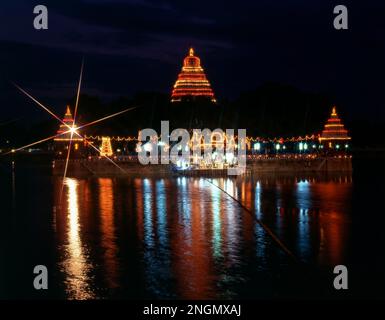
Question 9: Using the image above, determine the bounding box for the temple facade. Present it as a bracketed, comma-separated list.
[171, 48, 216, 103]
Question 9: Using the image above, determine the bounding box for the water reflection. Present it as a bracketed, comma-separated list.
[60, 178, 95, 299]
[296, 180, 311, 260]
[254, 181, 267, 262]
[315, 180, 352, 265]
[211, 186, 222, 259]
[54, 173, 353, 299]
[143, 179, 154, 250]
[156, 180, 167, 247]
[98, 178, 119, 289]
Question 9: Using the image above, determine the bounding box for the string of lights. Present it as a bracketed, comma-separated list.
[171, 48, 216, 103]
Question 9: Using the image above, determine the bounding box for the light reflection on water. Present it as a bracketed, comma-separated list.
[59, 178, 95, 300]
[98, 178, 119, 290]
[55, 174, 353, 299]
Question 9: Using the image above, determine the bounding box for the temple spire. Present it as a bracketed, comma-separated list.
[171, 47, 216, 103]
[319, 106, 351, 146]
[65, 105, 72, 116]
[54, 105, 82, 142]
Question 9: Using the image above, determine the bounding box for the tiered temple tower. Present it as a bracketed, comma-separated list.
[171, 48, 216, 103]
[54, 105, 82, 142]
[54, 105, 84, 157]
[319, 106, 351, 148]
[100, 137, 113, 157]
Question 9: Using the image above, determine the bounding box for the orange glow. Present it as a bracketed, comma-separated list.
[171, 48, 216, 103]
[61, 178, 95, 299]
[100, 137, 113, 157]
[98, 178, 119, 289]
[319, 106, 351, 142]
[54, 105, 83, 142]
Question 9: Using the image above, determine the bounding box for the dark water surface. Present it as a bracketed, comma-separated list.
[1, 158, 384, 299]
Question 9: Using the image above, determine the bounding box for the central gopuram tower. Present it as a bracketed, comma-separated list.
[53, 105, 84, 158]
[171, 48, 216, 103]
[319, 106, 351, 149]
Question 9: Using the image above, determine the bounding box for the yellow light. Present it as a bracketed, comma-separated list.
[171, 47, 216, 103]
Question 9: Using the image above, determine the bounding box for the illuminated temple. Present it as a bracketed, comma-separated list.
[319, 107, 351, 147]
[54, 105, 82, 142]
[171, 48, 216, 103]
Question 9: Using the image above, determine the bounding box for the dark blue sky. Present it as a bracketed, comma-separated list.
[1, 0, 384, 123]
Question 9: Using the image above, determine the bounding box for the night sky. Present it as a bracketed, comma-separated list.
[1, 0, 384, 124]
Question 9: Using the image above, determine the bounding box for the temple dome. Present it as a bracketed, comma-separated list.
[183, 48, 201, 68]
